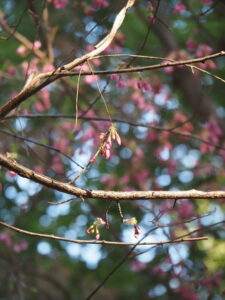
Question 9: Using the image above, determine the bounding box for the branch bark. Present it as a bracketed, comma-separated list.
[1, 153, 225, 200]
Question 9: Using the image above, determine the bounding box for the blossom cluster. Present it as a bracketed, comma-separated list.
[99, 124, 121, 160]
[46, 0, 68, 9]
[86, 217, 106, 240]
[0, 232, 28, 253]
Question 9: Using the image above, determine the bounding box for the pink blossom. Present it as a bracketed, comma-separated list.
[47, 0, 68, 9]
[182, 122, 194, 133]
[33, 40, 41, 50]
[35, 101, 45, 113]
[167, 159, 178, 175]
[100, 174, 116, 189]
[7, 170, 17, 178]
[196, 44, 213, 57]
[135, 169, 149, 185]
[198, 60, 216, 70]
[186, 39, 197, 51]
[201, 270, 223, 288]
[86, 218, 106, 240]
[53, 138, 69, 152]
[100, 124, 122, 160]
[110, 73, 118, 80]
[120, 174, 130, 185]
[0, 232, 12, 246]
[84, 75, 99, 84]
[147, 131, 158, 142]
[123, 217, 141, 238]
[42, 64, 55, 73]
[86, 45, 95, 52]
[173, 2, 187, 14]
[134, 148, 145, 159]
[34, 165, 44, 174]
[39, 88, 51, 109]
[164, 64, 174, 73]
[132, 92, 146, 109]
[178, 200, 194, 218]
[13, 240, 28, 253]
[92, 0, 109, 9]
[52, 156, 64, 174]
[134, 225, 141, 239]
[173, 111, 187, 123]
[21, 60, 39, 75]
[175, 285, 199, 300]
[117, 76, 126, 88]
[16, 45, 27, 56]
[137, 80, 152, 92]
[202, 0, 213, 4]
[7, 66, 17, 76]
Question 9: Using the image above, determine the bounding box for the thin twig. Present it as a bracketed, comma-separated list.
[0, 128, 83, 169]
[0, 221, 207, 246]
[5, 114, 225, 152]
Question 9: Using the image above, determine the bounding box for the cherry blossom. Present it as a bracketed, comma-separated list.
[123, 217, 141, 239]
[86, 217, 106, 240]
[202, 0, 213, 4]
[0, 232, 12, 246]
[178, 200, 194, 219]
[16, 45, 28, 56]
[13, 241, 28, 253]
[46, 0, 68, 9]
[7, 170, 17, 178]
[33, 40, 41, 50]
[173, 2, 187, 14]
[99, 124, 122, 160]
[186, 39, 197, 52]
[92, 0, 109, 9]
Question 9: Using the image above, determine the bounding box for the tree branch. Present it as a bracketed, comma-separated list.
[0, 0, 136, 119]
[0, 221, 207, 246]
[1, 153, 225, 200]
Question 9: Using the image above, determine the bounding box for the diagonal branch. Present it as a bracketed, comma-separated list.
[1, 153, 225, 200]
[0, 0, 136, 119]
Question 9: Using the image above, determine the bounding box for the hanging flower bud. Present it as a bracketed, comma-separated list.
[86, 218, 106, 240]
[99, 123, 122, 160]
[134, 225, 141, 239]
[123, 217, 141, 239]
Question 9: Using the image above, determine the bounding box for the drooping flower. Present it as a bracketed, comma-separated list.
[99, 124, 122, 160]
[86, 217, 106, 240]
[123, 217, 141, 239]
